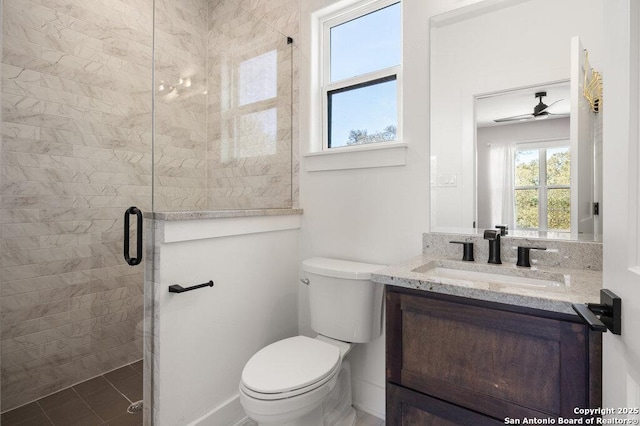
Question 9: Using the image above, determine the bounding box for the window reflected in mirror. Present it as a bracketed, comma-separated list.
[514, 145, 571, 232]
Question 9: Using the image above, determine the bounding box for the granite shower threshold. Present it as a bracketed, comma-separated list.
[145, 208, 304, 221]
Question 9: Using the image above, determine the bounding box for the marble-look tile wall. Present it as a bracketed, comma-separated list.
[153, 0, 299, 210]
[153, 0, 209, 212]
[206, 0, 298, 209]
[1, 0, 153, 411]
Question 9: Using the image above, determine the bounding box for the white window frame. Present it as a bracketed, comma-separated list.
[320, 0, 403, 151]
[514, 139, 571, 231]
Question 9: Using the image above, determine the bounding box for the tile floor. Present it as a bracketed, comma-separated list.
[2, 361, 385, 426]
[354, 410, 386, 426]
[240, 408, 385, 426]
[1, 361, 143, 426]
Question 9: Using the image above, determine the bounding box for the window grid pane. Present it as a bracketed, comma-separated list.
[515, 188, 539, 229]
[547, 188, 571, 230]
[330, 2, 401, 82]
[328, 76, 397, 148]
[514, 149, 540, 187]
[546, 146, 571, 186]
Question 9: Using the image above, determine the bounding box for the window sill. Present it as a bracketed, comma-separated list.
[303, 142, 408, 172]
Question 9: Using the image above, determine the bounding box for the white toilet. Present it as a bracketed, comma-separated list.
[239, 257, 385, 426]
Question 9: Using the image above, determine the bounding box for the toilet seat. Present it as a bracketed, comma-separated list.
[240, 336, 341, 401]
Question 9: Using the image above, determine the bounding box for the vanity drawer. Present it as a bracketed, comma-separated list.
[386, 288, 598, 421]
[387, 383, 503, 426]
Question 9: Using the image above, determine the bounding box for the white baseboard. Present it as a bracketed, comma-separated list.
[352, 379, 386, 420]
[230, 417, 251, 426]
[186, 382, 384, 425]
[189, 394, 246, 426]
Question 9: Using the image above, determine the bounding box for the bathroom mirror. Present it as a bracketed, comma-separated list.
[429, 0, 604, 240]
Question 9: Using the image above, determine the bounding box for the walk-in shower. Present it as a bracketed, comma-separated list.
[0, 0, 295, 422]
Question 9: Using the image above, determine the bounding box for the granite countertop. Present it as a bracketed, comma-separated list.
[372, 254, 603, 315]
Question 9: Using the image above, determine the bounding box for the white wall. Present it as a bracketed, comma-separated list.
[148, 215, 301, 426]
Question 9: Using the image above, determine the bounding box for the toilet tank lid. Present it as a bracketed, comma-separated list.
[302, 257, 385, 280]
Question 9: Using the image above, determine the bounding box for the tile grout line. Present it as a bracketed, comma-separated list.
[102, 367, 137, 405]
[5, 363, 142, 425]
[70, 386, 108, 425]
[2, 359, 142, 417]
[35, 398, 60, 426]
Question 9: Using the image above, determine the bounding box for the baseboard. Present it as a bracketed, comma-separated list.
[189, 394, 246, 426]
[352, 379, 386, 420]
[185, 381, 384, 425]
[230, 416, 251, 426]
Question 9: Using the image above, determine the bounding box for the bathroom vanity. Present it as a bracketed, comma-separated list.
[374, 236, 603, 425]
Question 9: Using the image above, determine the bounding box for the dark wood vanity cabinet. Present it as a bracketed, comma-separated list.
[386, 286, 602, 426]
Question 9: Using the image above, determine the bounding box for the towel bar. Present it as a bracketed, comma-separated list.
[168, 280, 214, 294]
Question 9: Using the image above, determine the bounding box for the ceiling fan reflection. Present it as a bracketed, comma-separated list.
[494, 91, 569, 123]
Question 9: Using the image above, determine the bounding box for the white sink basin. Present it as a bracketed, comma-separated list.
[412, 260, 567, 290]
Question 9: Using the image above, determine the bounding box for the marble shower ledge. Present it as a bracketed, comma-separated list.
[146, 209, 303, 244]
[145, 208, 303, 221]
[372, 254, 602, 315]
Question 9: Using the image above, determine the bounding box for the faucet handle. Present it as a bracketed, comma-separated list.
[495, 225, 508, 236]
[483, 229, 500, 240]
[450, 241, 474, 261]
[516, 246, 547, 268]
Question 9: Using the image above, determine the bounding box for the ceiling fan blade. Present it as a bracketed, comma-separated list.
[536, 99, 564, 115]
[494, 113, 535, 123]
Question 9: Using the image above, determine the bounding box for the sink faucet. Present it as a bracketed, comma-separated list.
[516, 246, 547, 267]
[483, 230, 502, 264]
[495, 224, 508, 236]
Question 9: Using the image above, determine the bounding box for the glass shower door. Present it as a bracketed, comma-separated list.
[0, 0, 154, 422]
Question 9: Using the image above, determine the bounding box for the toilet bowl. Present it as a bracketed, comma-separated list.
[239, 335, 354, 426]
[239, 257, 385, 426]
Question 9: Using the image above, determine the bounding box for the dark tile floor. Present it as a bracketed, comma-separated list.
[1, 361, 143, 426]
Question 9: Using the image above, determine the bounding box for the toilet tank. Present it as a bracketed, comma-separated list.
[302, 257, 385, 344]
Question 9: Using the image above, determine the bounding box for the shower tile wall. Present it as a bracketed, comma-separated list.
[206, 0, 299, 209]
[153, 0, 299, 211]
[153, 0, 208, 212]
[0, 0, 153, 411]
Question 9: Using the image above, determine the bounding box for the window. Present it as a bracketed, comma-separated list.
[322, 0, 401, 149]
[514, 143, 571, 231]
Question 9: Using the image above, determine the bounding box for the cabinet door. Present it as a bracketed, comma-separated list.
[386, 289, 595, 420]
[387, 383, 503, 426]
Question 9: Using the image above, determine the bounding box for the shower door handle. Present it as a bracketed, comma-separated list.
[124, 206, 143, 266]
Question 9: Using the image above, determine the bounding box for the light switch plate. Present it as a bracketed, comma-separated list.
[437, 174, 457, 187]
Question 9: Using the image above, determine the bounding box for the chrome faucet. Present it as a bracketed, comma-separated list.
[483, 230, 502, 264]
